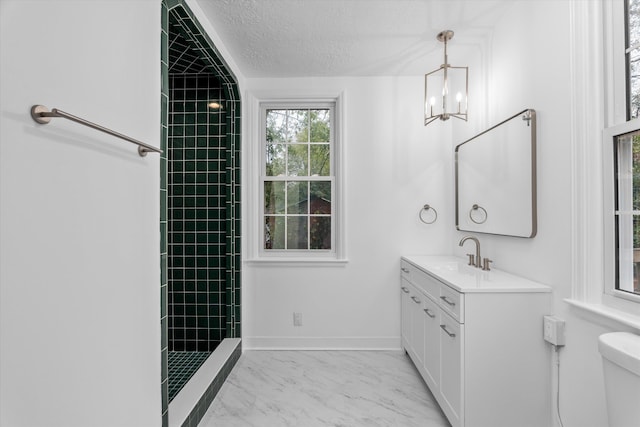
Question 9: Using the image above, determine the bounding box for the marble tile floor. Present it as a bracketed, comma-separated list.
[198, 350, 451, 427]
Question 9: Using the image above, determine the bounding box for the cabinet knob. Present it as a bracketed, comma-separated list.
[401, 267, 410, 273]
[440, 296, 456, 307]
[401, 287, 410, 293]
[440, 324, 456, 338]
[411, 296, 421, 304]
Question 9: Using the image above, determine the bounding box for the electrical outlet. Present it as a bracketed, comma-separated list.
[293, 312, 302, 327]
[543, 315, 565, 346]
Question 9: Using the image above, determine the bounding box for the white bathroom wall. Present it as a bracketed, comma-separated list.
[452, 1, 639, 427]
[241, 76, 454, 349]
[0, 1, 161, 426]
[453, 1, 573, 284]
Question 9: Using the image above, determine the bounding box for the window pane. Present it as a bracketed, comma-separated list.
[629, 48, 640, 119]
[310, 181, 331, 214]
[288, 110, 309, 143]
[264, 181, 285, 214]
[615, 129, 640, 295]
[635, 133, 640, 211]
[287, 181, 308, 214]
[310, 217, 331, 249]
[634, 216, 640, 294]
[310, 144, 330, 176]
[616, 131, 640, 210]
[287, 144, 308, 176]
[264, 216, 285, 249]
[266, 143, 285, 176]
[310, 109, 330, 142]
[630, 0, 640, 47]
[628, 0, 640, 118]
[266, 110, 287, 142]
[287, 216, 308, 249]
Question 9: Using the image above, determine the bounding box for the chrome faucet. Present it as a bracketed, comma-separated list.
[459, 236, 483, 269]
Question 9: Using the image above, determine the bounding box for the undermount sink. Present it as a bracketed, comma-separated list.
[426, 260, 464, 272]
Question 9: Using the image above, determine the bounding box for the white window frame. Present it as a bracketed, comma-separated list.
[245, 92, 346, 264]
[603, 120, 640, 307]
[260, 102, 336, 256]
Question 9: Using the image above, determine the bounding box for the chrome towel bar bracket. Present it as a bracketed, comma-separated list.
[30, 105, 162, 157]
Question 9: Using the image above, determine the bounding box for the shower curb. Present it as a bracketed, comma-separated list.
[168, 338, 242, 427]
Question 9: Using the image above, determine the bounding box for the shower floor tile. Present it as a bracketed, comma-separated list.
[168, 351, 211, 402]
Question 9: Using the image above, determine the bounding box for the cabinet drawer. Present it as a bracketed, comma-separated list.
[439, 284, 464, 323]
[411, 267, 440, 301]
[400, 260, 412, 280]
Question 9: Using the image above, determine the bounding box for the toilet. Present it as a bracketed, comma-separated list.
[598, 332, 640, 427]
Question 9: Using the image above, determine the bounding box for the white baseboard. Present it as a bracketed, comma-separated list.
[242, 336, 401, 350]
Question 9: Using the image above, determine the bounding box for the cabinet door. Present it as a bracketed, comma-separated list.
[409, 286, 425, 366]
[422, 296, 440, 391]
[400, 278, 412, 350]
[440, 310, 463, 427]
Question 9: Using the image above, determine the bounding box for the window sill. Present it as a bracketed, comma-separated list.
[244, 258, 349, 267]
[565, 298, 640, 331]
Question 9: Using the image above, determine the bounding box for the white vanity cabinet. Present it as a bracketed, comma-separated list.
[400, 256, 552, 427]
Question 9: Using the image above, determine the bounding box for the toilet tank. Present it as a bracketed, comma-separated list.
[598, 332, 640, 427]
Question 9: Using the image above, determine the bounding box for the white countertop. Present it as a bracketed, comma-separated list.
[402, 255, 551, 293]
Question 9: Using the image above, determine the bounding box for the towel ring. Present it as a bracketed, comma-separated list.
[469, 204, 487, 224]
[419, 204, 438, 224]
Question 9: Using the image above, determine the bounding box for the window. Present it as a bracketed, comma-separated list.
[606, 0, 640, 301]
[260, 103, 337, 256]
[613, 128, 640, 296]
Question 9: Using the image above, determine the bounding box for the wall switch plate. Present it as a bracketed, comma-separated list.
[293, 312, 302, 327]
[543, 315, 565, 346]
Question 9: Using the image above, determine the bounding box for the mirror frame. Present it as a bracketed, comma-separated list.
[454, 108, 537, 238]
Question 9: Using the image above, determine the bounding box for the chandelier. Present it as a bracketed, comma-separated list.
[424, 30, 468, 126]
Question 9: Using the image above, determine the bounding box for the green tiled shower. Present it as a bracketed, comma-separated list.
[168, 73, 228, 354]
[161, 1, 241, 426]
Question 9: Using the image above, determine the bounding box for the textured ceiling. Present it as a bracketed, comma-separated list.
[195, 0, 513, 77]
